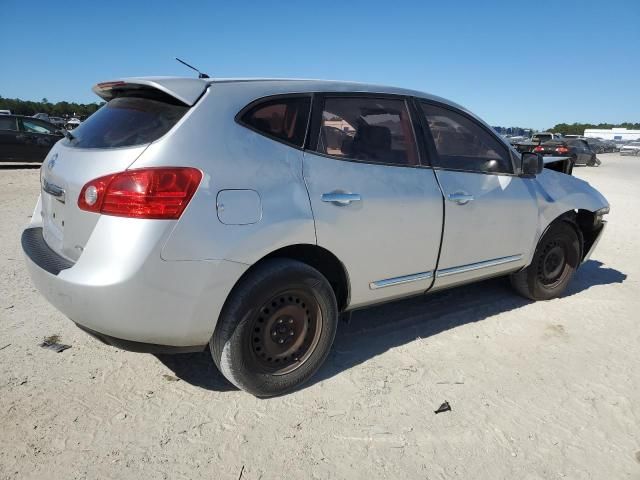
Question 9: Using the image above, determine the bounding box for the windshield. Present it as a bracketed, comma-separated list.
[63, 96, 188, 149]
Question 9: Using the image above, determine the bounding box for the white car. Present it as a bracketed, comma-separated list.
[620, 142, 640, 156]
[64, 118, 81, 130]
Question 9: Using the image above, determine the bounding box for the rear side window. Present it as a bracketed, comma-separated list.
[315, 97, 419, 166]
[21, 119, 57, 135]
[0, 117, 17, 131]
[421, 103, 512, 174]
[64, 97, 188, 149]
[240, 96, 311, 147]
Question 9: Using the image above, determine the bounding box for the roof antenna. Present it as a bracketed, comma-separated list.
[175, 57, 210, 79]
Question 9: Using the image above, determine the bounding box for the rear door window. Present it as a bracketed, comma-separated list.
[314, 96, 419, 166]
[0, 117, 18, 131]
[21, 119, 58, 135]
[420, 103, 512, 174]
[64, 96, 188, 149]
[240, 96, 311, 147]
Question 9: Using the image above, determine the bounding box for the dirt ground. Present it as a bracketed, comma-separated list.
[0, 154, 638, 480]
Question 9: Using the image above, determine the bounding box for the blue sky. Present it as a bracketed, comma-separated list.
[1, 0, 638, 129]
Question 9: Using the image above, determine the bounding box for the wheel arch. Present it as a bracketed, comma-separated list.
[225, 244, 351, 313]
[540, 208, 602, 262]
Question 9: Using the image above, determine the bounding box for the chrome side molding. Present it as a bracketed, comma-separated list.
[436, 254, 523, 278]
[370, 271, 433, 290]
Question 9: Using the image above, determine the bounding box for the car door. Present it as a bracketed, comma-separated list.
[0, 116, 24, 161]
[20, 118, 62, 162]
[417, 101, 539, 290]
[303, 94, 444, 308]
[579, 140, 595, 164]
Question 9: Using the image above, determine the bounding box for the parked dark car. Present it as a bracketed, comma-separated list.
[0, 115, 64, 162]
[533, 139, 599, 166]
[586, 138, 616, 153]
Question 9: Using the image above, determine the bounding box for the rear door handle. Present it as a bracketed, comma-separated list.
[321, 192, 361, 206]
[448, 192, 474, 205]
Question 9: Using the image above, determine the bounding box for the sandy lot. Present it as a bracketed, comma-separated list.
[0, 154, 638, 479]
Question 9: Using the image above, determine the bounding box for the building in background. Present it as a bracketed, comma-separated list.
[584, 128, 640, 140]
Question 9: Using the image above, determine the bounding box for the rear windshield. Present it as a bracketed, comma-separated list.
[63, 96, 188, 149]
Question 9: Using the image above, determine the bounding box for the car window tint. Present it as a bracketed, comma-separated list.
[64, 97, 188, 149]
[22, 119, 55, 134]
[0, 117, 18, 131]
[316, 97, 418, 166]
[241, 96, 311, 147]
[421, 103, 512, 174]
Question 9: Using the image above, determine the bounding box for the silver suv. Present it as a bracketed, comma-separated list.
[22, 77, 609, 396]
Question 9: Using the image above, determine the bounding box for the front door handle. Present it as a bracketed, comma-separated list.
[448, 192, 474, 205]
[321, 192, 361, 206]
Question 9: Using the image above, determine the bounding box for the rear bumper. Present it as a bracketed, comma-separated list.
[22, 226, 248, 348]
[75, 323, 206, 354]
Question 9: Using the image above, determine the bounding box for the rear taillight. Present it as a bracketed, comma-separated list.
[78, 167, 202, 219]
[555, 146, 570, 154]
[533, 146, 544, 152]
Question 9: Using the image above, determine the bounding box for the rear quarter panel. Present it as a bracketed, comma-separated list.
[130, 84, 316, 264]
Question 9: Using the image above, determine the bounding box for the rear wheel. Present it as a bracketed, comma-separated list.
[210, 259, 338, 397]
[511, 221, 581, 301]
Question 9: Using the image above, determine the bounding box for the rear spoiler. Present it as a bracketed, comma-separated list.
[92, 77, 210, 106]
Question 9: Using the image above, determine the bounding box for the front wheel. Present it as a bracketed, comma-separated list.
[510, 221, 581, 301]
[210, 259, 338, 397]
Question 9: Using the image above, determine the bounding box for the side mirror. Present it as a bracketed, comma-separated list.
[521, 152, 544, 177]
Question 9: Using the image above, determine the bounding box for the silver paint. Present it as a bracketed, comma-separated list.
[23, 77, 609, 348]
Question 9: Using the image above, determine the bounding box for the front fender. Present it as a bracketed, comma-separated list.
[524, 170, 609, 264]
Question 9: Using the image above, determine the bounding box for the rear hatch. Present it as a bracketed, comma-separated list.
[39, 78, 208, 262]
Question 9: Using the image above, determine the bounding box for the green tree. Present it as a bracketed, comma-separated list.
[0, 96, 102, 118]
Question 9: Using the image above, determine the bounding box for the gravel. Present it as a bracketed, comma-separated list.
[0, 154, 638, 479]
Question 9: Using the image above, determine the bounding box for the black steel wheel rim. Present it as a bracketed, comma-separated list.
[537, 239, 569, 287]
[248, 289, 323, 375]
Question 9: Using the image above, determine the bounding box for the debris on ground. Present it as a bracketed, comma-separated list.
[39, 335, 71, 353]
[0, 344, 11, 351]
[237, 465, 245, 480]
[162, 374, 181, 382]
[434, 401, 452, 414]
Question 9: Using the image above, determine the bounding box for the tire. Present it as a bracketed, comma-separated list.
[510, 221, 581, 301]
[210, 259, 338, 397]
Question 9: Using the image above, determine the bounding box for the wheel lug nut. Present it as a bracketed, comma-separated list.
[289, 319, 293, 324]
[278, 339, 284, 344]
[278, 319, 283, 324]
[272, 331, 277, 337]
[289, 331, 294, 336]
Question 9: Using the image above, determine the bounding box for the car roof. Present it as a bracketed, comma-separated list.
[93, 76, 468, 111]
[92, 76, 513, 152]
